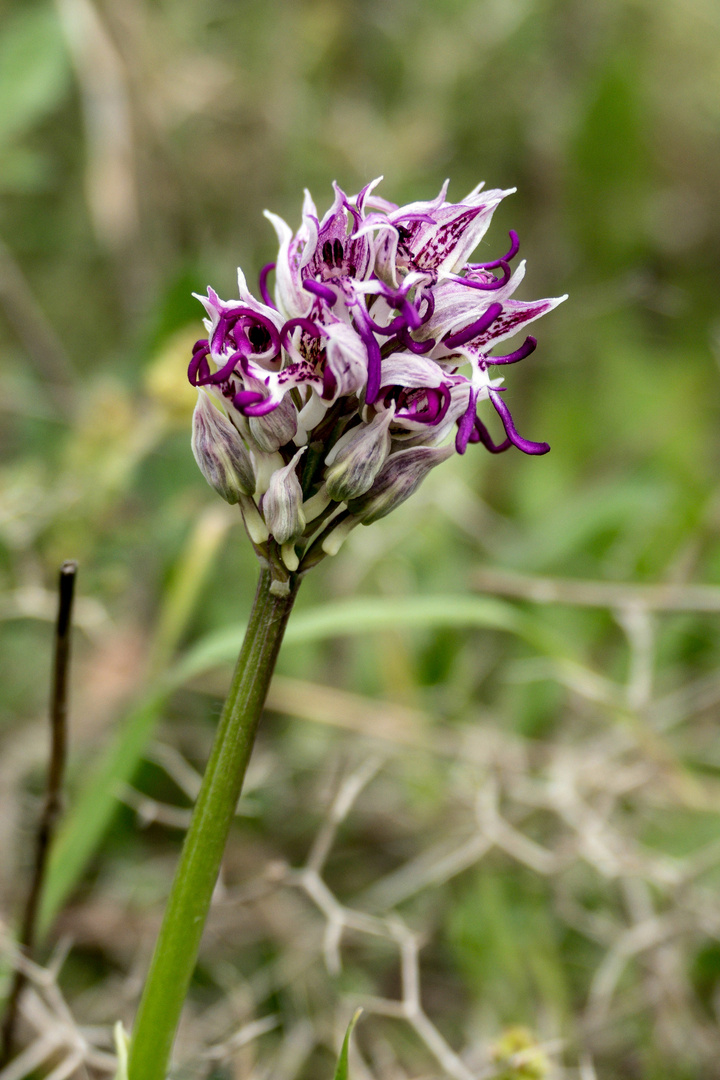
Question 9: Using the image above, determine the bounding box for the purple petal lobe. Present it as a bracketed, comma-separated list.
[353, 308, 382, 404]
[281, 317, 322, 348]
[303, 279, 338, 305]
[259, 263, 277, 308]
[470, 230, 519, 270]
[455, 388, 478, 454]
[484, 336, 537, 365]
[233, 389, 266, 409]
[397, 327, 436, 354]
[488, 389, 549, 455]
[454, 262, 512, 291]
[444, 302, 503, 349]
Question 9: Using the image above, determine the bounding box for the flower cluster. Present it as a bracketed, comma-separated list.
[190, 178, 566, 590]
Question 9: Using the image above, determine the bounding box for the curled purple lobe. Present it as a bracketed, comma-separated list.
[356, 312, 382, 404]
[281, 316, 323, 349]
[258, 263, 277, 308]
[188, 340, 211, 385]
[303, 279, 338, 305]
[444, 302, 502, 350]
[453, 262, 512, 291]
[233, 389, 267, 411]
[488, 388, 549, 455]
[482, 336, 537, 366]
[455, 387, 479, 455]
[469, 230, 519, 270]
[209, 306, 281, 365]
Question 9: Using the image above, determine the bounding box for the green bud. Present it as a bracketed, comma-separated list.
[346, 445, 452, 524]
[491, 1026, 550, 1080]
[191, 391, 255, 503]
[324, 407, 394, 503]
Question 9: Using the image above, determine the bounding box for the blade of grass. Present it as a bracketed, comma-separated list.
[173, 594, 577, 686]
[334, 1008, 362, 1080]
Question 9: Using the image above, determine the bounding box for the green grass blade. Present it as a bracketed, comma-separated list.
[173, 593, 575, 686]
[333, 1008, 362, 1080]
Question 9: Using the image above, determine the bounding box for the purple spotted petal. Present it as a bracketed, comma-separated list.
[392, 187, 513, 276]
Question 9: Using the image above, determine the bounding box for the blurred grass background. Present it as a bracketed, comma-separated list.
[1, 0, 720, 1077]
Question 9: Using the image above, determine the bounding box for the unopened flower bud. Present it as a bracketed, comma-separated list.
[191, 391, 255, 503]
[324, 407, 395, 503]
[261, 448, 306, 543]
[346, 445, 453, 525]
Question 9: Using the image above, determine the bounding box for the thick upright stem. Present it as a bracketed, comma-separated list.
[128, 568, 299, 1080]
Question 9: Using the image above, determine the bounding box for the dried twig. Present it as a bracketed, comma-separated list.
[1, 562, 77, 1064]
[472, 565, 720, 612]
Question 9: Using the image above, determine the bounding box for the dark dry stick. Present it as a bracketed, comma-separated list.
[1, 561, 78, 1064]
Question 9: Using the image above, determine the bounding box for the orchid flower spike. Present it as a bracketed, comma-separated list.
[188, 178, 566, 588]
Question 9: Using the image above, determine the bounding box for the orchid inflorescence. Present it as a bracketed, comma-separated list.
[190, 178, 566, 591]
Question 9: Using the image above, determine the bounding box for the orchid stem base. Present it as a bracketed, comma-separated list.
[128, 567, 299, 1080]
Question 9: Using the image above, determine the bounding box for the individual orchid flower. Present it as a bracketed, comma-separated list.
[188, 177, 566, 592]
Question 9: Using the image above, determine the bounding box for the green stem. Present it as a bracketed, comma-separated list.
[128, 568, 300, 1080]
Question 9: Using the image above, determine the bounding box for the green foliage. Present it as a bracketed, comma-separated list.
[0, 4, 70, 190]
[447, 868, 569, 1025]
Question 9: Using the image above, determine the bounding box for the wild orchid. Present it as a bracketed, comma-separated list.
[189, 178, 566, 592]
[129, 179, 565, 1080]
